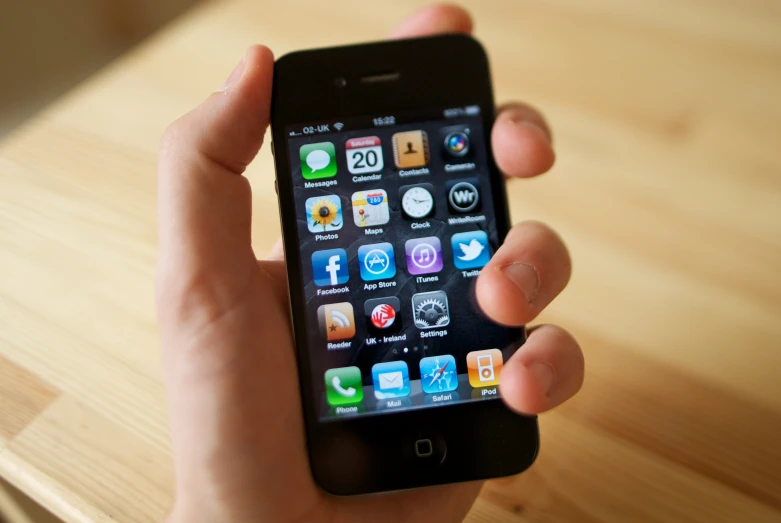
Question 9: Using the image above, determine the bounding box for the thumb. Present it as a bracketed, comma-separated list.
[156, 45, 273, 326]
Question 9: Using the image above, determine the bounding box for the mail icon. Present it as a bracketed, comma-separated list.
[371, 361, 410, 399]
[378, 371, 403, 390]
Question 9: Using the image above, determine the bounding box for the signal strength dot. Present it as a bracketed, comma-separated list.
[333, 122, 344, 131]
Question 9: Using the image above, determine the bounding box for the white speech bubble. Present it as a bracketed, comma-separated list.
[306, 149, 330, 172]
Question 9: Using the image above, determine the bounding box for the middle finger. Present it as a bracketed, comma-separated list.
[476, 221, 572, 326]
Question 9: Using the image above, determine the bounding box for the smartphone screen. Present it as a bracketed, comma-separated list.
[283, 105, 522, 421]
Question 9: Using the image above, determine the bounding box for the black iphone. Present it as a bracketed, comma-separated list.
[270, 34, 538, 495]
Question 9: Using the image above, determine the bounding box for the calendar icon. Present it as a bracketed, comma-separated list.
[345, 136, 383, 174]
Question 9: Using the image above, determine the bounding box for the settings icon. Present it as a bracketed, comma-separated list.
[412, 291, 450, 329]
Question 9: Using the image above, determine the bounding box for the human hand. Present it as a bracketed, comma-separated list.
[157, 5, 584, 523]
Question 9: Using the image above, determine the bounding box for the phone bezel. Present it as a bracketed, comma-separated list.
[271, 34, 538, 495]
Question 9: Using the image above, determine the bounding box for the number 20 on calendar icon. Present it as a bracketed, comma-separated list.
[345, 136, 384, 175]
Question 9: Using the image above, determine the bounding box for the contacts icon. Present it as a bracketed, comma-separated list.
[392, 130, 430, 169]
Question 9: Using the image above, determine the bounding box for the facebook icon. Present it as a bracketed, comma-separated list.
[311, 248, 349, 287]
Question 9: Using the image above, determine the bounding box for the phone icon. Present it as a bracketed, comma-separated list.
[466, 349, 503, 387]
[325, 367, 363, 406]
[333, 377, 356, 397]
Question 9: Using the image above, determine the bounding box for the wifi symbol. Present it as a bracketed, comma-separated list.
[330, 310, 351, 327]
[333, 122, 344, 131]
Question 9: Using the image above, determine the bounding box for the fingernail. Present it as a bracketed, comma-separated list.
[527, 361, 555, 396]
[518, 120, 552, 143]
[498, 262, 540, 303]
[219, 55, 246, 92]
[507, 117, 553, 144]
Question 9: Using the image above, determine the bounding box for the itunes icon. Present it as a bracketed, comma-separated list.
[404, 236, 443, 275]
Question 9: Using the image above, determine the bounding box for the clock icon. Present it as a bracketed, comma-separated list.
[399, 184, 435, 219]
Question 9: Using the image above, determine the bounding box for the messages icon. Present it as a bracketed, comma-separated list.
[300, 142, 337, 180]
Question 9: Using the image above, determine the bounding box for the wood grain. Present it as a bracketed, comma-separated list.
[0, 396, 172, 522]
[0, 0, 779, 521]
[0, 357, 58, 443]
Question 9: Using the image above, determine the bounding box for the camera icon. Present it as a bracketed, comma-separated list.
[439, 124, 472, 160]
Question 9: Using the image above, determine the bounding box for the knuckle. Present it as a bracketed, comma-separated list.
[159, 118, 183, 160]
[155, 265, 248, 332]
[158, 113, 195, 168]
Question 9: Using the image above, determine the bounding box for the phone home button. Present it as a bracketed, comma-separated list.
[407, 433, 446, 465]
[414, 439, 433, 458]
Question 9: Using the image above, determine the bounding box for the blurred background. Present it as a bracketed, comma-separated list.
[1, 4, 199, 522]
[1, 1, 779, 522]
[0, 0, 197, 136]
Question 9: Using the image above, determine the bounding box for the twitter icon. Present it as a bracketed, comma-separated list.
[451, 231, 491, 270]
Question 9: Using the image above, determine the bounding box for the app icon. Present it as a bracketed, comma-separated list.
[440, 125, 472, 159]
[300, 142, 337, 179]
[346, 136, 383, 174]
[451, 230, 491, 270]
[412, 290, 450, 329]
[324, 367, 363, 406]
[399, 183, 435, 219]
[392, 130, 430, 169]
[352, 189, 390, 227]
[318, 302, 356, 341]
[364, 297, 401, 332]
[404, 236, 443, 275]
[419, 355, 458, 393]
[466, 349, 503, 387]
[306, 195, 343, 233]
[311, 248, 349, 286]
[358, 243, 396, 281]
[371, 361, 410, 399]
[446, 178, 481, 214]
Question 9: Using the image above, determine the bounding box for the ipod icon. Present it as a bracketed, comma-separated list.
[466, 349, 503, 387]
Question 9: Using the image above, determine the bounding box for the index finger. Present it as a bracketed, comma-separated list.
[389, 4, 473, 38]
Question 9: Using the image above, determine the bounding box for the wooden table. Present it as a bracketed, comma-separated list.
[1, 1, 780, 521]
